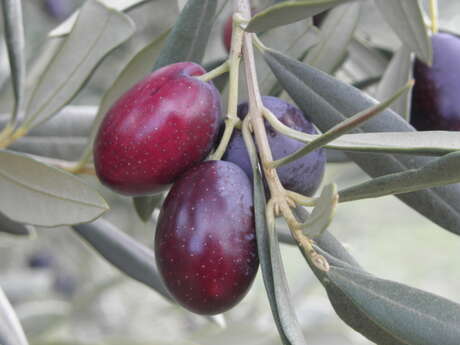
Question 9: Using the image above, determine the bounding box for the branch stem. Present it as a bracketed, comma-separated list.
[236, 0, 327, 271]
[210, 12, 246, 160]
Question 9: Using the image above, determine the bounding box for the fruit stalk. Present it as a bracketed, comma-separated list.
[236, 0, 329, 271]
[210, 10, 246, 160]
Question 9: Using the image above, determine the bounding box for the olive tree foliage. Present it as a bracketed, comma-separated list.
[0, 0, 460, 344]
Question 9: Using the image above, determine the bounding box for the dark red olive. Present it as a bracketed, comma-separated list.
[411, 32, 460, 131]
[94, 62, 222, 196]
[223, 96, 326, 196]
[155, 160, 258, 315]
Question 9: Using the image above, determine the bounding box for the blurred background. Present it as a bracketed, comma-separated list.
[1, 1, 460, 344]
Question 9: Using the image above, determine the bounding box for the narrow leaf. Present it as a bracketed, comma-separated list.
[312, 131, 460, 156]
[0, 211, 32, 236]
[262, 47, 460, 235]
[270, 80, 413, 168]
[374, 0, 432, 64]
[376, 45, 414, 120]
[49, 0, 154, 37]
[24, 0, 135, 129]
[246, 0, 357, 33]
[0, 150, 108, 227]
[72, 218, 172, 301]
[133, 194, 164, 222]
[153, 0, 217, 70]
[328, 267, 460, 345]
[301, 184, 338, 238]
[0, 286, 29, 345]
[243, 123, 306, 345]
[304, 3, 360, 73]
[339, 151, 460, 202]
[1, 0, 25, 125]
[258, 20, 319, 95]
[347, 38, 388, 79]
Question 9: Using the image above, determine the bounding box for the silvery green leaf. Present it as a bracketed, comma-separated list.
[243, 125, 306, 345]
[0, 150, 108, 227]
[49, 0, 154, 38]
[9, 136, 86, 160]
[153, 0, 217, 69]
[259, 22, 319, 95]
[347, 38, 388, 79]
[374, 0, 432, 64]
[72, 218, 172, 301]
[261, 47, 460, 235]
[306, 131, 460, 155]
[0, 211, 32, 236]
[376, 45, 414, 120]
[246, 0, 358, 33]
[339, 151, 460, 202]
[305, 3, 360, 73]
[0, 106, 96, 139]
[1, 0, 25, 124]
[24, 0, 135, 129]
[24, 106, 96, 137]
[133, 194, 164, 222]
[301, 184, 338, 238]
[327, 267, 460, 345]
[0, 286, 29, 345]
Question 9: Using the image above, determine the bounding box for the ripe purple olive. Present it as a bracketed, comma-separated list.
[223, 96, 326, 196]
[94, 62, 222, 196]
[411, 32, 460, 131]
[155, 160, 258, 315]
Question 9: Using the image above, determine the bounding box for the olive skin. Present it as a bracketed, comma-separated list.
[155, 160, 258, 315]
[94, 62, 222, 196]
[411, 33, 460, 131]
[223, 96, 326, 196]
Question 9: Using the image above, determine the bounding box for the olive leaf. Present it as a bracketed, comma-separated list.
[49, 0, 154, 38]
[246, 0, 358, 33]
[257, 19, 319, 96]
[0, 150, 108, 227]
[9, 136, 86, 161]
[374, 0, 432, 64]
[339, 151, 460, 202]
[0, 211, 33, 236]
[261, 47, 460, 235]
[23, 0, 135, 129]
[297, 210, 460, 345]
[1, 0, 25, 125]
[133, 194, 164, 222]
[300, 184, 338, 238]
[304, 2, 361, 73]
[72, 218, 172, 301]
[327, 267, 460, 345]
[243, 125, 307, 345]
[0, 286, 29, 345]
[153, 0, 217, 70]
[376, 45, 414, 120]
